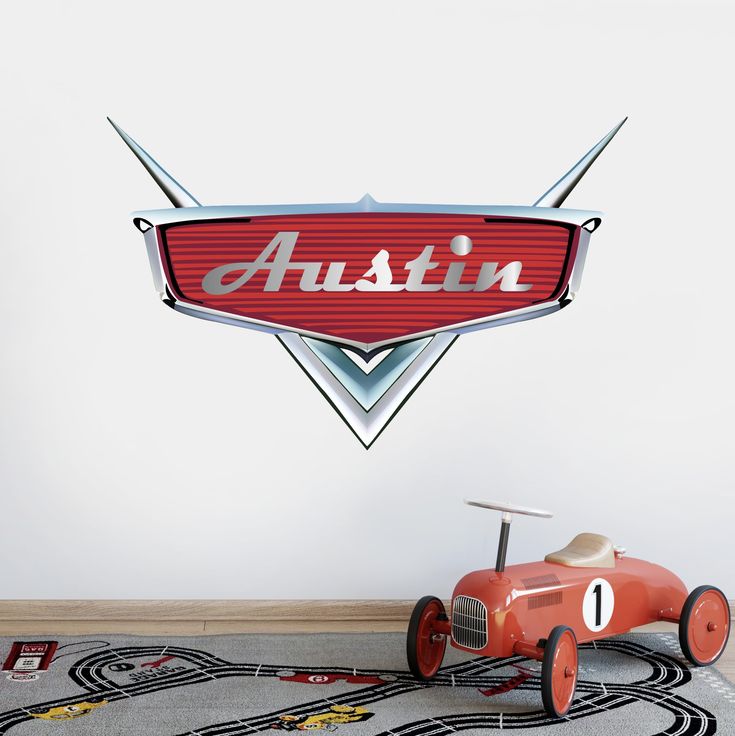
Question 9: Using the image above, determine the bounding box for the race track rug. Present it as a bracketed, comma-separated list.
[1, 632, 734, 735]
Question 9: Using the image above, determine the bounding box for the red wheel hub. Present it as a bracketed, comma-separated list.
[551, 630, 578, 716]
[688, 589, 730, 664]
[415, 600, 446, 678]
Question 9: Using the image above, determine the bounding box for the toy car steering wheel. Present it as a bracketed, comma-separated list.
[464, 499, 553, 518]
[464, 499, 552, 576]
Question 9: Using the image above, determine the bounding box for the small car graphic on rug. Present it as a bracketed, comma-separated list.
[28, 697, 108, 720]
[271, 705, 374, 730]
[141, 654, 176, 668]
[277, 670, 397, 685]
[478, 665, 534, 697]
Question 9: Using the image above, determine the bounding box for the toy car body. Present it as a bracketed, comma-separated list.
[408, 500, 730, 718]
[451, 554, 687, 658]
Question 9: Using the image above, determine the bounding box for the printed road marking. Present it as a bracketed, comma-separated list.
[582, 700, 610, 716]
[195, 666, 217, 682]
[109, 684, 134, 699]
[237, 720, 259, 733]
[109, 649, 129, 664]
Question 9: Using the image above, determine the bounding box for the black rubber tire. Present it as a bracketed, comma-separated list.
[406, 595, 447, 681]
[679, 585, 731, 666]
[541, 625, 578, 718]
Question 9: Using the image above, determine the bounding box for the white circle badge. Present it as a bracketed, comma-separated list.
[308, 675, 331, 684]
[582, 577, 614, 632]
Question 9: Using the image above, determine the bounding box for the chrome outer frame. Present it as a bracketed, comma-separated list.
[133, 197, 601, 226]
[136, 198, 601, 353]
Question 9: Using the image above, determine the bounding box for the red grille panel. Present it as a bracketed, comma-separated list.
[160, 213, 578, 345]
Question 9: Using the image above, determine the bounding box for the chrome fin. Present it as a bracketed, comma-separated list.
[533, 118, 627, 208]
[107, 118, 201, 208]
[278, 333, 457, 447]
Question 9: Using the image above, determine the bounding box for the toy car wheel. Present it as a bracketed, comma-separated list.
[406, 596, 447, 680]
[541, 625, 578, 718]
[679, 585, 731, 666]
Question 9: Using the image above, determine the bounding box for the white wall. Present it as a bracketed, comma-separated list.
[1, 0, 732, 600]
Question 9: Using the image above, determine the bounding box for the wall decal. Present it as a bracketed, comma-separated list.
[110, 118, 625, 447]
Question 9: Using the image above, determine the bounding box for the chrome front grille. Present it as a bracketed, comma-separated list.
[451, 595, 488, 650]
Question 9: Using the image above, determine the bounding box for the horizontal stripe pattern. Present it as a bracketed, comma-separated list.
[162, 213, 574, 344]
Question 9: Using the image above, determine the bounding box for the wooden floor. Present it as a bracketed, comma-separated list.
[0, 619, 732, 684]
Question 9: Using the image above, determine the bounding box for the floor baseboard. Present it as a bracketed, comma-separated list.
[0, 600, 419, 636]
[0, 599, 731, 638]
[0, 599, 418, 621]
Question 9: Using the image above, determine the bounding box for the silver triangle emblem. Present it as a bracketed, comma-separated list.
[278, 332, 457, 447]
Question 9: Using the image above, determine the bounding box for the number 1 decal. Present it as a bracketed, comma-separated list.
[593, 583, 603, 627]
[583, 578, 614, 632]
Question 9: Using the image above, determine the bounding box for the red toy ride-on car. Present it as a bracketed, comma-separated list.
[407, 499, 730, 718]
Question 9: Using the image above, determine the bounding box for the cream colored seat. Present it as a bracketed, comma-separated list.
[545, 533, 615, 568]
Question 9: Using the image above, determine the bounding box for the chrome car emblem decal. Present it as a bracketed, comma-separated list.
[110, 117, 625, 447]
